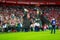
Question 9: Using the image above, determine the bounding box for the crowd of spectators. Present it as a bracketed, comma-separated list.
[0, 6, 60, 32]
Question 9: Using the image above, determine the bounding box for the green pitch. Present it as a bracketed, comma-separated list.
[0, 30, 60, 40]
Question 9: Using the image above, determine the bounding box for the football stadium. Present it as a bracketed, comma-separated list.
[0, 0, 60, 40]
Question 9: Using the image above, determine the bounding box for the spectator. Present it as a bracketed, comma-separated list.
[30, 22, 35, 31]
[0, 25, 2, 32]
[2, 23, 8, 32]
[34, 21, 40, 31]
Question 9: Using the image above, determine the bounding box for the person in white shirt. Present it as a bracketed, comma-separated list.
[2, 23, 7, 32]
[34, 21, 40, 31]
[30, 23, 35, 31]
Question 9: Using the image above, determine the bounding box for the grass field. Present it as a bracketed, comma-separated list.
[0, 30, 60, 40]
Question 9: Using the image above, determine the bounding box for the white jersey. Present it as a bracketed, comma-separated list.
[3, 24, 7, 28]
[30, 24, 35, 28]
[20, 23, 23, 27]
[34, 23, 40, 27]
